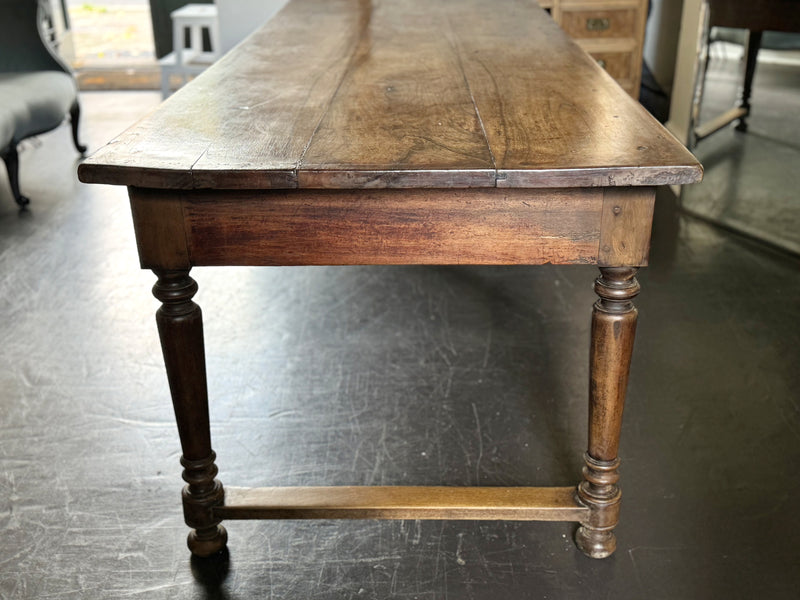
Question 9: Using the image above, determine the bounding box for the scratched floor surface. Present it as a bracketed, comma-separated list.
[1, 89, 799, 599]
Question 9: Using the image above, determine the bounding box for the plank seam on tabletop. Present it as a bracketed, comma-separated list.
[295, 11, 375, 184]
[444, 11, 499, 183]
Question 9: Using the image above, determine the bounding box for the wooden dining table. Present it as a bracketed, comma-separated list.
[78, 0, 702, 560]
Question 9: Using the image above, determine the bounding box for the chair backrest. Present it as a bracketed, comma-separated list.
[0, 0, 68, 73]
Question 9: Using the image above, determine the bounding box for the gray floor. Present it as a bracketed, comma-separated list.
[1, 87, 799, 599]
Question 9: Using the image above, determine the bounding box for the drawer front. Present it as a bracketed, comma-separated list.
[618, 80, 638, 97]
[559, 8, 637, 39]
[589, 50, 635, 81]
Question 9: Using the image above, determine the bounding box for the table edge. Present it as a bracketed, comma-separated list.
[77, 162, 703, 190]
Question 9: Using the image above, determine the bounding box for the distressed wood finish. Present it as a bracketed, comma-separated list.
[576, 267, 640, 558]
[77, 0, 703, 562]
[128, 186, 660, 268]
[217, 486, 589, 522]
[181, 188, 604, 267]
[152, 270, 226, 558]
[129, 188, 190, 269]
[597, 188, 655, 267]
[298, 1, 495, 188]
[78, 0, 701, 190]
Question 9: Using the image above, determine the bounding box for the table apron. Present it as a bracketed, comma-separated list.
[128, 186, 655, 269]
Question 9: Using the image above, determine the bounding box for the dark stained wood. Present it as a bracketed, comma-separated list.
[576, 453, 622, 559]
[152, 270, 226, 557]
[445, 0, 701, 188]
[188, 0, 365, 189]
[575, 266, 640, 559]
[734, 30, 762, 133]
[78, 0, 702, 190]
[587, 267, 639, 462]
[216, 486, 589, 522]
[298, 0, 495, 188]
[128, 188, 190, 269]
[597, 187, 655, 267]
[179, 188, 604, 266]
[77, 0, 705, 562]
[707, 0, 800, 32]
[79, 0, 367, 190]
[297, 169, 496, 189]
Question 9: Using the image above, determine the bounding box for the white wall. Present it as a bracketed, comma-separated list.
[217, 0, 290, 54]
[666, 0, 705, 146]
[643, 0, 685, 93]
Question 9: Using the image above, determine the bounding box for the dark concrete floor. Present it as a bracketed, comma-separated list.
[1, 88, 799, 599]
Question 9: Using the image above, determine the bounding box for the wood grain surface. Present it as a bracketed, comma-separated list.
[128, 188, 190, 269]
[178, 187, 605, 267]
[78, 0, 701, 190]
[597, 187, 655, 266]
[216, 486, 589, 521]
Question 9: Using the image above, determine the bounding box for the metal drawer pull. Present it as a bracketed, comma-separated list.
[586, 17, 611, 31]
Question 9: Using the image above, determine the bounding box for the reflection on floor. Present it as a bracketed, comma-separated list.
[1, 91, 799, 599]
[682, 54, 800, 255]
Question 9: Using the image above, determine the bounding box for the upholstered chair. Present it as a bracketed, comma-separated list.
[0, 0, 86, 207]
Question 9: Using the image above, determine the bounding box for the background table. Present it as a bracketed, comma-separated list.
[79, 0, 701, 561]
[668, 0, 800, 147]
[694, 0, 800, 142]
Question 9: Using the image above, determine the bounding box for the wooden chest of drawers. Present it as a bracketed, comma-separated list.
[539, 0, 648, 98]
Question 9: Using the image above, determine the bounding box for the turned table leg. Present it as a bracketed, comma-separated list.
[735, 30, 762, 133]
[153, 269, 227, 557]
[576, 267, 640, 559]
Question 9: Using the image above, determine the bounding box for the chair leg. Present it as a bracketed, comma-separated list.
[70, 101, 88, 154]
[2, 141, 30, 208]
[1, 144, 30, 208]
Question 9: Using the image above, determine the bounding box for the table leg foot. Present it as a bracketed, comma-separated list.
[575, 526, 616, 559]
[188, 525, 228, 557]
[575, 454, 621, 559]
[182, 452, 227, 557]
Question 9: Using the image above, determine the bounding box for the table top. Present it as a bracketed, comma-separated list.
[707, 0, 800, 32]
[78, 0, 702, 191]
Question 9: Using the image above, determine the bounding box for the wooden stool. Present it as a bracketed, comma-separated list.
[159, 4, 219, 97]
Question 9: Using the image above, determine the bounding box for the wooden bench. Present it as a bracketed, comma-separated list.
[79, 0, 702, 561]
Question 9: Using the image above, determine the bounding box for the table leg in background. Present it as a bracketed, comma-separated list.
[735, 29, 762, 132]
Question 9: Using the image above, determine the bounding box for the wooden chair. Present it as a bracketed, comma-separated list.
[0, 0, 86, 208]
